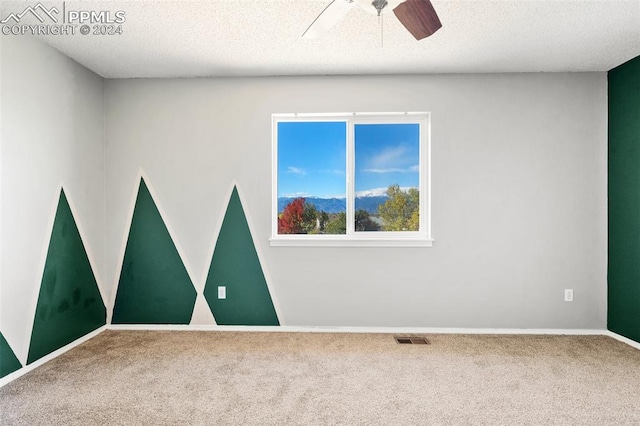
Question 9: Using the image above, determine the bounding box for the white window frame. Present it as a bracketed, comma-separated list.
[270, 112, 433, 247]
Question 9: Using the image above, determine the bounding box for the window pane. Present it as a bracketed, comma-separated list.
[277, 121, 347, 234]
[354, 123, 420, 232]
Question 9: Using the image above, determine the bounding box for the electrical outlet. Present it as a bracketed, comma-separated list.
[564, 289, 573, 302]
[218, 286, 226, 300]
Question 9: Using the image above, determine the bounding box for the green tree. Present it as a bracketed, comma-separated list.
[377, 184, 419, 231]
[319, 211, 329, 232]
[302, 202, 319, 234]
[355, 209, 380, 231]
[325, 212, 346, 234]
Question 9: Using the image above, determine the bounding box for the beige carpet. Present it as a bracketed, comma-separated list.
[1, 331, 639, 425]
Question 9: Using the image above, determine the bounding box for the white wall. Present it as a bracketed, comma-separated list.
[0, 36, 105, 363]
[105, 73, 607, 329]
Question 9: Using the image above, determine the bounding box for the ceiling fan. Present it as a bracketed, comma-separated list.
[302, 0, 442, 40]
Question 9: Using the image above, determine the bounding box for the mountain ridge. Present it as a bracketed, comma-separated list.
[277, 196, 389, 214]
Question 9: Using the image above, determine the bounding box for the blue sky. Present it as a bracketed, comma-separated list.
[277, 121, 419, 198]
[278, 121, 346, 198]
[354, 123, 419, 195]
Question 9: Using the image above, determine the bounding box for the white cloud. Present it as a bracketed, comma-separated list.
[362, 165, 418, 174]
[368, 146, 409, 169]
[282, 191, 311, 198]
[319, 169, 345, 175]
[286, 166, 306, 175]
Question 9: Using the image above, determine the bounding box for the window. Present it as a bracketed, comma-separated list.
[271, 113, 432, 247]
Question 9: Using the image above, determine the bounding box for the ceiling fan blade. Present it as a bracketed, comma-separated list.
[302, 0, 356, 39]
[393, 0, 442, 40]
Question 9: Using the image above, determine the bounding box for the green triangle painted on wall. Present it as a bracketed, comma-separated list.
[112, 178, 197, 324]
[1, 332, 22, 378]
[27, 190, 106, 364]
[204, 186, 279, 326]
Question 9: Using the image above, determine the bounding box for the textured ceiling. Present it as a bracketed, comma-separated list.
[2, 0, 640, 78]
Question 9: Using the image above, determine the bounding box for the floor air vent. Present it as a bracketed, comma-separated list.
[394, 336, 430, 345]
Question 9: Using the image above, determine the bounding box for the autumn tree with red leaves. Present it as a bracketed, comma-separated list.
[278, 198, 306, 234]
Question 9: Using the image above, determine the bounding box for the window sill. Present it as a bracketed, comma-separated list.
[269, 236, 434, 248]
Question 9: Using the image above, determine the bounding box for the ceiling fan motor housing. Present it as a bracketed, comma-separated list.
[372, 0, 388, 15]
[355, 0, 404, 15]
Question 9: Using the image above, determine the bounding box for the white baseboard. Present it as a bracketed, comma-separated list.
[0, 326, 106, 388]
[108, 324, 606, 336]
[606, 330, 640, 350]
